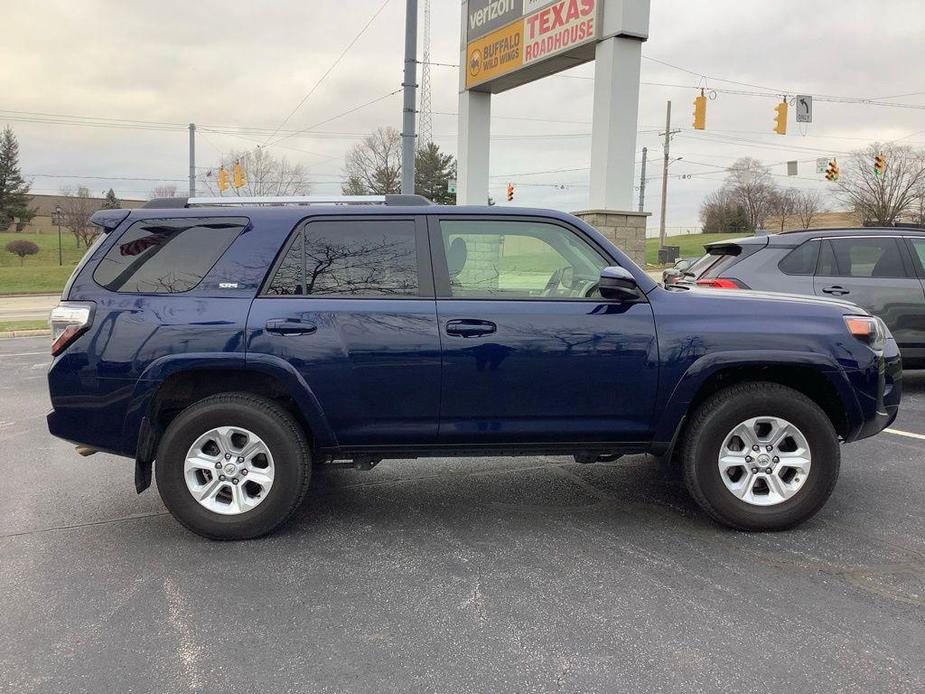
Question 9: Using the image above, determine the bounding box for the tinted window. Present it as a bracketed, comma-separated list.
[827, 238, 906, 278]
[778, 240, 819, 275]
[439, 220, 607, 299]
[93, 217, 246, 293]
[907, 239, 925, 276]
[266, 219, 418, 297]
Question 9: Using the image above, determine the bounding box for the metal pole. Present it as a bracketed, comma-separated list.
[658, 101, 672, 250]
[401, 0, 418, 194]
[55, 206, 62, 266]
[638, 147, 647, 212]
[188, 123, 196, 198]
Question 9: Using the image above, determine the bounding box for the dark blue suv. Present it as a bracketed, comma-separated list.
[47, 195, 901, 539]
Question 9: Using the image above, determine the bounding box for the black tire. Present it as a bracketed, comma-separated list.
[681, 382, 840, 531]
[155, 393, 311, 540]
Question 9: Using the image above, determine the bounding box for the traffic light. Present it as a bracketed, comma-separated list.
[874, 153, 886, 176]
[218, 166, 229, 193]
[824, 159, 840, 182]
[233, 160, 246, 189]
[506, 183, 514, 202]
[773, 100, 788, 135]
[692, 92, 707, 130]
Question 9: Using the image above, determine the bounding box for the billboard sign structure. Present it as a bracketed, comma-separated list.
[465, 0, 601, 92]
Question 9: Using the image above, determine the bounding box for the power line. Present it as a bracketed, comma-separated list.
[261, 0, 392, 147]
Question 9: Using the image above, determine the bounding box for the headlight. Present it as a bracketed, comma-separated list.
[844, 315, 885, 351]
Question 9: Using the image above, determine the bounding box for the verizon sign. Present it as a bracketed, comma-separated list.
[465, 0, 600, 91]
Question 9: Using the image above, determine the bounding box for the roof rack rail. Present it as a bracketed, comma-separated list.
[173, 194, 433, 207]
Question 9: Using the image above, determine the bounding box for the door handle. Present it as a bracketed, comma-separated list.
[265, 318, 317, 335]
[445, 319, 497, 338]
[821, 285, 849, 296]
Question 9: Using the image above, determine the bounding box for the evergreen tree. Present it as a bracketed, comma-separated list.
[102, 188, 121, 209]
[0, 126, 35, 231]
[414, 142, 456, 205]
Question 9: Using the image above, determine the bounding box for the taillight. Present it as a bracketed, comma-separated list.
[844, 315, 885, 351]
[695, 278, 747, 289]
[49, 302, 95, 356]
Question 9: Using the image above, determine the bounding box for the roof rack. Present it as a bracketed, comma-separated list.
[143, 194, 433, 209]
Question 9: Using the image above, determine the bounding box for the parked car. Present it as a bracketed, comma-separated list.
[684, 228, 925, 367]
[47, 198, 901, 539]
[661, 256, 700, 285]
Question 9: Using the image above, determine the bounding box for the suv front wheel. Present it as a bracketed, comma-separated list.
[155, 393, 311, 540]
[681, 382, 840, 531]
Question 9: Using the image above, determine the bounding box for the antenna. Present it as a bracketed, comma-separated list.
[418, 0, 433, 148]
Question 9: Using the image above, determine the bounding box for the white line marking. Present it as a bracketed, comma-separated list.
[884, 428, 925, 441]
[1, 351, 48, 357]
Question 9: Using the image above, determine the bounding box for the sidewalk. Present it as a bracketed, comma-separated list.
[0, 294, 59, 322]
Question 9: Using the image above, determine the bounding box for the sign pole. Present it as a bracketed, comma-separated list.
[188, 123, 196, 199]
[401, 0, 418, 194]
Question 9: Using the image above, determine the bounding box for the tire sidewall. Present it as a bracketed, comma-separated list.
[686, 387, 839, 530]
[155, 398, 308, 539]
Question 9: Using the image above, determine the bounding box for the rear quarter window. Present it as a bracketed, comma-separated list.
[93, 217, 247, 294]
[778, 240, 819, 275]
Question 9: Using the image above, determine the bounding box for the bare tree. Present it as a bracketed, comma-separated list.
[699, 188, 750, 233]
[200, 148, 312, 197]
[724, 158, 778, 230]
[837, 143, 925, 225]
[150, 184, 177, 199]
[342, 127, 401, 195]
[793, 190, 827, 229]
[768, 188, 800, 233]
[59, 186, 101, 248]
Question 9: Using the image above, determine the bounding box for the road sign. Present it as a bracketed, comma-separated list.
[816, 158, 828, 174]
[796, 95, 813, 123]
[787, 161, 798, 176]
[448, 179, 457, 194]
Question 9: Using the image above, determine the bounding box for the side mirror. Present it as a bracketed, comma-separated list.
[599, 266, 640, 301]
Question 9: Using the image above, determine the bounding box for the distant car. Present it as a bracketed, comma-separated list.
[684, 227, 925, 366]
[661, 256, 700, 285]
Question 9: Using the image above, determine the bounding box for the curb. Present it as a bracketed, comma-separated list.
[0, 329, 50, 339]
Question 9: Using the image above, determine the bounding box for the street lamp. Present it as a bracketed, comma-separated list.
[53, 205, 63, 266]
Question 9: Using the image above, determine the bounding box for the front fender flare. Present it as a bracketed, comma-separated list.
[652, 350, 863, 448]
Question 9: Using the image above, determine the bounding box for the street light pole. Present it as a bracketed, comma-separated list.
[54, 205, 63, 266]
[401, 0, 418, 194]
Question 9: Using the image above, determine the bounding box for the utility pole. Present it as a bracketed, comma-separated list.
[638, 147, 647, 212]
[188, 123, 196, 198]
[401, 0, 418, 194]
[54, 205, 63, 266]
[658, 101, 679, 250]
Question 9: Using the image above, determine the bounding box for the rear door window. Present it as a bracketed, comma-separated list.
[826, 238, 907, 278]
[265, 218, 420, 297]
[93, 217, 247, 293]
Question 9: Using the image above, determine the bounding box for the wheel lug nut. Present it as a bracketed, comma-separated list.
[765, 467, 773, 474]
[241, 469, 248, 476]
[232, 478, 239, 485]
[751, 467, 758, 473]
[237, 457, 244, 463]
[219, 474, 226, 481]
[752, 445, 759, 452]
[745, 456, 753, 463]
[766, 445, 773, 452]
[225, 453, 232, 460]
[772, 456, 779, 463]
[215, 462, 222, 469]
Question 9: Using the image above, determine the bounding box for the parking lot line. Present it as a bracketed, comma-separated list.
[2, 351, 49, 357]
[884, 428, 925, 441]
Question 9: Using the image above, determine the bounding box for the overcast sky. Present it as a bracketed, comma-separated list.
[2, 0, 924, 235]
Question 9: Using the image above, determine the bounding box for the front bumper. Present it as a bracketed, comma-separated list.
[848, 337, 902, 442]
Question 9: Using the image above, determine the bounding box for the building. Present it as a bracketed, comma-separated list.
[13, 194, 145, 235]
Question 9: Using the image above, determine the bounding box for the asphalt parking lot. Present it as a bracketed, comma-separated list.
[1, 335, 923, 693]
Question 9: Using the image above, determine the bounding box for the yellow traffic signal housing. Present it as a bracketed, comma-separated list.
[218, 166, 229, 193]
[692, 93, 707, 130]
[506, 183, 514, 202]
[773, 100, 788, 135]
[874, 153, 886, 176]
[825, 159, 839, 182]
[233, 160, 246, 189]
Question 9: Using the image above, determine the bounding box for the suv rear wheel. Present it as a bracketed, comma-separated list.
[681, 382, 840, 531]
[155, 393, 311, 540]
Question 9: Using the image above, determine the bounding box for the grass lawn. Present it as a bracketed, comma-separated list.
[0, 319, 48, 332]
[645, 232, 747, 266]
[0, 231, 87, 294]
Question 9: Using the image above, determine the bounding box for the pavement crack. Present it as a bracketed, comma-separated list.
[0, 510, 170, 539]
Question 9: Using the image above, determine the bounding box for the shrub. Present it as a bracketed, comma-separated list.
[5, 239, 39, 265]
